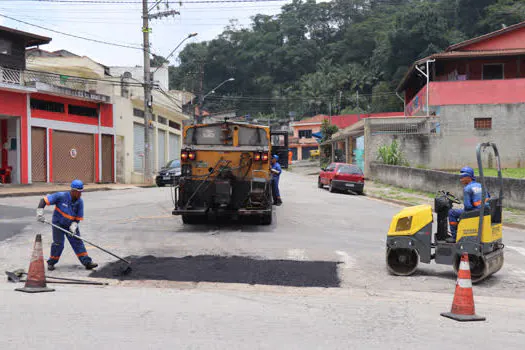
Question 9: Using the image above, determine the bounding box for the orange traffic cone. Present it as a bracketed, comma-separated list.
[441, 252, 484, 321]
[15, 234, 55, 293]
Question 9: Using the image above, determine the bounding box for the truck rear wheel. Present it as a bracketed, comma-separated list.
[182, 215, 205, 225]
[260, 212, 272, 225]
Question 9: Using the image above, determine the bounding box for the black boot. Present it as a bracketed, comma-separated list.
[47, 263, 56, 271]
[84, 262, 98, 270]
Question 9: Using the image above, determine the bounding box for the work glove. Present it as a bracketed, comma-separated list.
[70, 222, 79, 234]
[36, 208, 45, 222]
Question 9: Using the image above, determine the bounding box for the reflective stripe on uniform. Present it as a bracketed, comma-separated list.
[44, 196, 50, 205]
[457, 278, 472, 288]
[76, 252, 88, 257]
[55, 207, 83, 221]
[49, 256, 60, 260]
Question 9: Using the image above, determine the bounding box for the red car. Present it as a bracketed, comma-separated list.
[318, 162, 365, 194]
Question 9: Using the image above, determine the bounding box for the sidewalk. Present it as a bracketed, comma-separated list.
[0, 183, 154, 198]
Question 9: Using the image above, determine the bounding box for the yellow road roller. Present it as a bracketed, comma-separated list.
[386, 142, 504, 283]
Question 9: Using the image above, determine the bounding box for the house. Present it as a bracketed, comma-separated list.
[27, 49, 191, 184]
[290, 112, 400, 161]
[109, 65, 191, 184]
[397, 20, 525, 169]
[0, 26, 115, 185]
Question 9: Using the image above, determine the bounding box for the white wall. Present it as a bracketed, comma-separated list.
[110, 65, 169, 91]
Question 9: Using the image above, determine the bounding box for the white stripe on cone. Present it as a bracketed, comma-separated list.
[457, 278, 473, 289]
[459, 260, 470, 271]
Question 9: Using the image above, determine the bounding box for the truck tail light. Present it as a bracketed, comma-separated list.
[262, 153, 269, 162]
[188, 151, 196, 160]
[181, 151, 188, 160]
[254, 152, 261, 161]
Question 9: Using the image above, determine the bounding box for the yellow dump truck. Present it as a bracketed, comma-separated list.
[172, 120, 274, 225]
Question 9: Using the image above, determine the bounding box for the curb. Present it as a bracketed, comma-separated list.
[0, 184, 157, 198]
[365, 193, 525, 231]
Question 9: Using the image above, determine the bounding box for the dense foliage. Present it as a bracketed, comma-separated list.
[169, 0, 522, 120]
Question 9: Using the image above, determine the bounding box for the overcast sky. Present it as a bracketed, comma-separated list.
[0, 0, 291, 67]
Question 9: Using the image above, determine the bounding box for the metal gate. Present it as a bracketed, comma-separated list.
[133, 123, 153, 173]
[158, 130, 166, 169]
[31, 127, 47, 182]
[52, 130, 94, 183]
[302, 146, 318, 160]
[169, 133, 180, 160]
[101, 134, 113, 183]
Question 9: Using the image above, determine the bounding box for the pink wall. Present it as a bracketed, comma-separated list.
[407, 79, 525, 115]
[461, 27, 525, 51]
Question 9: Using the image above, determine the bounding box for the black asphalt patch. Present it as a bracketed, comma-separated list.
[90, 255, 341, 288]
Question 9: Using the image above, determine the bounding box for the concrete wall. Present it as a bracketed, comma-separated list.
[366, 103, 525, 174]
[370, 163, 525, 210]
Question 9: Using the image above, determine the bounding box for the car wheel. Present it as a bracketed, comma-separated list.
[318, 177, 323, 188]
[329, 181, 336, 193]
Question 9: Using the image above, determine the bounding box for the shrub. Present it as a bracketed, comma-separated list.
[377, 140, 409, 166]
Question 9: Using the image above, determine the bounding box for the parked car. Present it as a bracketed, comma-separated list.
[156, 159, 181, 187]
[318, 162, 364, 194]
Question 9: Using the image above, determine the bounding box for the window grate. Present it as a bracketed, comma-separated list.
[474, 118, 492, 130]
[30, 99, 65, 113]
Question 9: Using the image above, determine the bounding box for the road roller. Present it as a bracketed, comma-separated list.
[386, 142, 504, 283]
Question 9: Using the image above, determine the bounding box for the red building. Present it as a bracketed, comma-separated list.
[0, 26, 114, 184]
[397, 21, 525, 168]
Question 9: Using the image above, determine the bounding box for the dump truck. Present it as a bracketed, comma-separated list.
[172, 120, 274, 225]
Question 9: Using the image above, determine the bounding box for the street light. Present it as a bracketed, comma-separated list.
[153, 32, 198, 74]
[197, 77, 235, 124]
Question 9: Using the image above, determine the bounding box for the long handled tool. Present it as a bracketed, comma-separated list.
[5, 271, 109, 285]
[42, 220, 132, 275]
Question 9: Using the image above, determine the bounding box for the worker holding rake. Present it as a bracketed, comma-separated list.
[36, 179, 98, 271]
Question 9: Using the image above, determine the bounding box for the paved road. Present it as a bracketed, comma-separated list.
[1, 172, 525, 348]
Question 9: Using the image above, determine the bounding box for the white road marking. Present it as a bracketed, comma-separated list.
[507, 246, 525, 257]
[287, 249, 306, 261]
[335, 250, 355, 269]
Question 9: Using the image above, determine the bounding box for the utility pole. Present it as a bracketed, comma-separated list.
[141, 0, 179, 184]
[197, 62, 204, 124]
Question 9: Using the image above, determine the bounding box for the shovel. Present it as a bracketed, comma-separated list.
[42, 220, 132, 275]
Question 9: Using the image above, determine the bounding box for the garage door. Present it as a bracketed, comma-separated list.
[52, 131, 94, 183]
[158, 130, 166, 170]
[169, 133, 180, 161]
[31, 127, 47, 182]
[134, 123, 153, 173]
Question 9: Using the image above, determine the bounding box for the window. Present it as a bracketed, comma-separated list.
[169, 120, 180, 130]
[474, 118, 492, 130]
[0, 39, 12, 55]
[325, 163, 336, 172]
[299, 129, 313, 138]
[30, 99, 65, 113]
[338, 165, 363, 175]
[483, 64, 504, 80]
[158, 116, 167, 125]
[69, 105, 97, 117]
[133, 108, 144, 118]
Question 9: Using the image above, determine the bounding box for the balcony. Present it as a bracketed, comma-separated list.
[406, 79, 525, 116]
[0, 66, 110, 103]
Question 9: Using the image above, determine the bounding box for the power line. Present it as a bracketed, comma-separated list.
[0, 13, 145, 50]
[0, 0, 289, 3]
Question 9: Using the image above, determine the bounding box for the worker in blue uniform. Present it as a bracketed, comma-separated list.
[271, 155, 283, 206]
[447, 166, 488, 243]
[36, 179, 98, 271]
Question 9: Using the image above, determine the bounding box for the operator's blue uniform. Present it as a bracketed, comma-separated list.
[448, 180, 486, 240]
[44, 191, 92, 266]
[271, 157, 282, 204]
